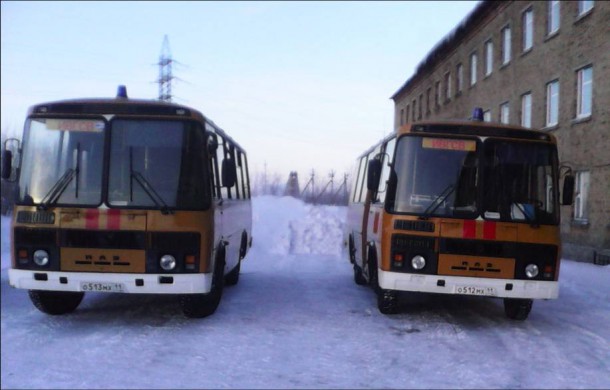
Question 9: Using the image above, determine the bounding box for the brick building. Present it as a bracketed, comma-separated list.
[391, 0, 609, 262]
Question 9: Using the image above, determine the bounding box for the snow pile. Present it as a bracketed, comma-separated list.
[252, 195, 347, 256]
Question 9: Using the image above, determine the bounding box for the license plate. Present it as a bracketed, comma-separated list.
[80, 282, 125, 293]
[455, 285, 497, 296]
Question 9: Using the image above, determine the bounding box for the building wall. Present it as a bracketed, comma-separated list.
[392, 0, 609, 262]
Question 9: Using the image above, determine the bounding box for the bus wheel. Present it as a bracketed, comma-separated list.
[28, 290, 84, 315]
[353, 264, 367, 285]
[377, 288, 399, 315]
[225, 260, 240, 286]
[504, 298, 533, 320]
[180, 258, 225, 318]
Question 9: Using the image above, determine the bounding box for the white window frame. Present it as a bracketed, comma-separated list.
[546, 80, 559, 127]
[502, 26, 511, 65]
[485, 40, 493, 76]
[576, 66, 593, 119]
[574, 170, 590, 222]
[470, 52, 477, 86]
[548, 0, 560, 35]
[483, 110, 491, 122]
[578, 0, 594, 16]
[523, 8, 534, 52]
[500, 102, 510, 124]
[521, 92, 532, 128]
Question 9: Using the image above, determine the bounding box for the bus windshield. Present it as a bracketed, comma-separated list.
[391, 136, 479, 218]
[108, 119, 210, 210]
[18, 118, 105, 207]
[17, 117, 210, 210]
[390, 135, 559, 224]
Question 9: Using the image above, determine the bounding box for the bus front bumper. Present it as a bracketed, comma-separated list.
[378, 269, 559, 299]
[8, 269, 213, 294]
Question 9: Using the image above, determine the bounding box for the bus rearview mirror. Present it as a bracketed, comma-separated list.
[222, 158, 236, 188]
[367, 159, 382, 191]
[1, 149, 13, 180]
[562, 174, 575, 205]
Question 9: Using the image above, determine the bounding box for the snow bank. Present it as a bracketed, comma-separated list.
[252, 195, 347, 256]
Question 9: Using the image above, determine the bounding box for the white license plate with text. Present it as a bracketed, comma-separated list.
[454, 285, 497, 296]
[80, 282, 125, 293]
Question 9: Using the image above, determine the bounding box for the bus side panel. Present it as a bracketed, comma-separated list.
[219, 198, 252, 274]
[347, 201, 365, 268]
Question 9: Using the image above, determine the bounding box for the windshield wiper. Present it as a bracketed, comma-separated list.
[419, 184, 455, 220]
[129, 147, 173, 215]
[38, 144, 81, 210]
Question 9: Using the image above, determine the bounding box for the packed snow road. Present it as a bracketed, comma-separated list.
[1, 196, 609, 389]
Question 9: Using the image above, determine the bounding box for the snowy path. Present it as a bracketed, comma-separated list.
[1, 196, 609, 389]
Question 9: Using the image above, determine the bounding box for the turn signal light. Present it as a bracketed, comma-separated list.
[185, 255, 196, 270]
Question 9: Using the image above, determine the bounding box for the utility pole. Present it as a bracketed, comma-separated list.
[157, 35, 174, 102]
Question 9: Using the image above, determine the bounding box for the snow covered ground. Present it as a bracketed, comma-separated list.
[1, 196, 609, 389]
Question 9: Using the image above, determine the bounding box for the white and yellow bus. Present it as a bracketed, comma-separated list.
[345, 110, 574, 320]
[2, 86, 252, 318]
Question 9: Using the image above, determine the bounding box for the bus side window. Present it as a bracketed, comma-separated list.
[355, 156, 368, 203]
[378, 138, 396, 204]
[208, 133, 221, 199]
[242, 153, 251, 199]
[229, 145, 241, 199]
[216, 135, 229, 199]
[364, 145, 381, 202]
[236, 151, 246, 200]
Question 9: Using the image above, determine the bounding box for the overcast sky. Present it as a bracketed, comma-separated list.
[1, 1, 479, 182]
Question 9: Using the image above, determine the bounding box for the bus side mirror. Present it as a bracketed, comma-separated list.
[562, 174, 575, 205]
[221, 158, 236, 188]
[366, 159, 381, 191]
[1, 149, 13, 180]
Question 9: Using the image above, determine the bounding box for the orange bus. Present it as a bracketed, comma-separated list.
[345, 110, 574, 320]
[2, 86, 252, 318]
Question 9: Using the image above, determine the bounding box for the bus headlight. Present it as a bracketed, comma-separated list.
[411, 255, 426, 270]
[33, 249, 50, 266]
[525, 264, 539, 278]
[160, 255, 176, 271]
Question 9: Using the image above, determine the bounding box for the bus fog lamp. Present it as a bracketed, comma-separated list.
[525, 264, 539, 278]
[160, 255, 176, 271]
[411, 255, 426, 270]
[33, 249, 50, 266]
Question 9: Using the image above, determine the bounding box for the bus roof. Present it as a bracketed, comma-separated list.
[397, 120, 556, 143]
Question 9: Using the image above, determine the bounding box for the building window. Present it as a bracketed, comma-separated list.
[406, 104, 410, 123]
[502, 26, 511, 65]
[444, 72, 451, 101]
[576, 65, 593, 118]
[578, 0, 594, 16]
[546, 80, 560, 127]
[485, 40, 493, 76]
[548, 0, 560, 35]
[574, 170, 590, 222]
[435, 81, 441, 108]
[500, 102, 510, 124]
[426, 88, 431, 115]
[418, 94, 423, 119]
[521, 92, 532, 128]
[483, 110, 491, 122]
[523, 8, 534, 52]
[470, 52, 477, 86]
[456, 63, 464, 93]
[400, 109, 404, 126]
[412, 99, 416, 122]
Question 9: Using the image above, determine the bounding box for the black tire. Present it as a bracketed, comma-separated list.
[377, 288, 399, 314]
[348, 235, 356, 264]
[353, 264, 367, 285]
[225, 260, 240, 286]
[504, 298, 533, 320]
[28, 290, 84, 315]
[180, 257, 225, 318]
